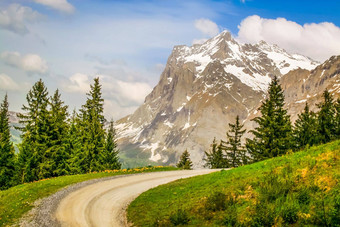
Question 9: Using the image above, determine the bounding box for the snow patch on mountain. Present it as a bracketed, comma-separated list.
[174, 31, 318, 92]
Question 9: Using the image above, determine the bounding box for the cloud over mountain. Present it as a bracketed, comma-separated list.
[238, 15, 340, 61]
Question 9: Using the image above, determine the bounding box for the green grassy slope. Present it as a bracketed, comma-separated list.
[128, 141, 340, 226]
[0, 166, 176, 226]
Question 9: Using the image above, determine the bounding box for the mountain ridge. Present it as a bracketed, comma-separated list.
[115, 30, 338, 167]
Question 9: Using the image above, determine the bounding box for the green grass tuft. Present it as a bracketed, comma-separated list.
[128, 140, 340, 226]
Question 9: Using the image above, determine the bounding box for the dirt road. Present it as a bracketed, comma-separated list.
[55, 169, 218, 227]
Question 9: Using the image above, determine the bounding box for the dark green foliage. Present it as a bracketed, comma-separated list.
[281, 202, 299, 224]
[222, 115, 247, 167]
[334, 98, 340, 138]
[223, 212, 237, 227]
[205, 191, 227, 211]
[316, 90, 336, 144]
[293, 103, 318, 149]
[0, 95, 16, 189]
[176, 149, 192, 169]
[67, 110, 83, 174]
[246, 76, 292, 162]
[297, 189, 311, 205]
[102, 120, 121, 170]
[48, 89, 69, 176]
[169, 209, 190, 225]
[251, 202, 276, 226]
[75, 77, 106, 173]
[204, 138, 227, 168]
[17, 79, 50, 182]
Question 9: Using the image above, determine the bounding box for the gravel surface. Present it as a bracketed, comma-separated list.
[19, 173, 149, 227]
[19, 170, 219, 227]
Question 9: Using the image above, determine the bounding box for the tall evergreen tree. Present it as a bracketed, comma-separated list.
[177, 149, 193, 170]
[0, 95, 16, 190]
[77, 78, 106, 173]
[335, 98, 340, 138]
[67, 110, 83, 174]
[48, 90, 69, 176]
[204, 138, 227, 168]
[222, 115, 246, 167]
[102, 120, 121, 170]
[293, 103, 317, 149]
[316, 90, 335, 144]
[17, 79, 50, 182]
[246, 76, 292, 162]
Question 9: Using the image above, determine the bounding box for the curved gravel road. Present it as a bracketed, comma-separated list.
[54, 169, 218, 227]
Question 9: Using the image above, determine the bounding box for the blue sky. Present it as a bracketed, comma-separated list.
[0, 0, 340, 119]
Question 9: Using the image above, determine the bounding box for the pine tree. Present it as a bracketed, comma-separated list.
[67, 110, 83, 174]
[0, 94, 16, 190]
[77, 78, 106, 173]
[316, 90, 335, 144]
[222, 115, 246, 167]
[246, 76, 292, 162]
[293, 103, 317, 149]
[102, 120, 121, 170]
[17, 79, 50, 182]
[177, 149, 193, 170]
[335, 98, 340, 138]
[48, 90, 69, 176]
[204, 138, 227, 168]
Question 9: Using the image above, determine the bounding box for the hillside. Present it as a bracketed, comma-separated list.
[115, 30, 339, 168]
[128, 140, 340, 226]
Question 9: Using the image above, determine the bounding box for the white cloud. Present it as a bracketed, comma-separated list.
[237, 15, 340, 61]
[62, 73, 152, 119]
[0, 73, 29, 91]
[194, 18, 219, 37]
[116, 80, 152, 104]
[64, 73, 90, 93]
[0, 51, 48, 74]
[0, 4, 42, 35]
[33, 0, 75, 14]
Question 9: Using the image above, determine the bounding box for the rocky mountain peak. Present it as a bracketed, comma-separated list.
[115, 31, 333, 168]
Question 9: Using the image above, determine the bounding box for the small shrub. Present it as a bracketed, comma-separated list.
[223, 211, 238, 227]
[251, 202, 275, 226]
[169, 209, 190, 226]
[206, 191, 227, 211]
[281, 203, 299, 224]
[330, 191, 340, 225]
[297, 189, 311, 205]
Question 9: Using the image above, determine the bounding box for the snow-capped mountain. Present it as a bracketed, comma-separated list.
[115, 31, 325, 167]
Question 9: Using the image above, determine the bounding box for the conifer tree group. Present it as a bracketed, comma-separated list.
[0, 77, 121, 189]
[204, 138, 227, 168]
[205, 76, 340, 168]
[246, 76, 292, 162]
[205, 115, 247, 168]
[177, 149, 193, 169]
[0, 95, 16, 189]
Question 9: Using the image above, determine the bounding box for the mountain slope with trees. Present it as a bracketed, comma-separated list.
[128, 140, 340, 226]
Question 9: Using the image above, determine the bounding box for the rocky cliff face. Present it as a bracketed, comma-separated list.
[282, 55, 340, 121]
[115, 31, 338, 167]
